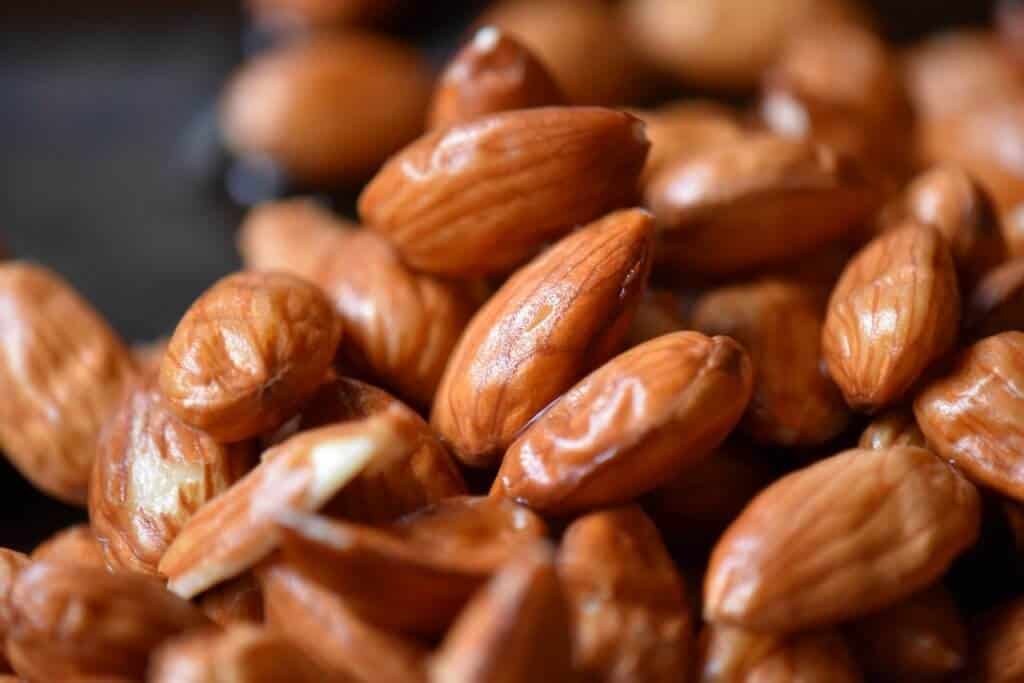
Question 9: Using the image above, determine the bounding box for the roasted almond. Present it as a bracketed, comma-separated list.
[823, 221, 960, 411]
[704, 446, 981, 632]
[432, 208, 653, 467]
[359, 108, 649, 277]
[699, 624, 862, 682]
[198, 573, 264, 627]
[494, 331, 752, 514]
[31, 524, 107, 569]
[965, 258, 1024, 338]
[858, 408, 926, 450]
[0, 262, 136, 504]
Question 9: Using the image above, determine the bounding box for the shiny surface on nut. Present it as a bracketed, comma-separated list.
[699, 624, 862, 683]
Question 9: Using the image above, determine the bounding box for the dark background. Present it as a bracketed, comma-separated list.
[0, 0, 1002, 547]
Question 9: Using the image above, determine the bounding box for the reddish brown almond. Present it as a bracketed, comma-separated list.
[974, 596, 1024, 682]
[632, 101, 744, 187]
[966, 259, 1024, 338]
[432, 209, 653, 467]
[359, 108, 649, 277]
[0, 548, 29, 670]
[692, 280, 850, 446]
[915, 332, 1024, 501]
[558, 506, 692, 682]
[198, 573, 264, 627]
[31, 524, 106, 569]
[429, 26, 565, 129]
[160, 271, 342, 443]
[699, 624, 862, 683]
[858, 409, 926, 450]
[823, 222, 960, 411]
[623, 288, 686, 347]
[704, 447, 980, 632]
[0, 263, 136, 504]
[494, 331, 752, 514]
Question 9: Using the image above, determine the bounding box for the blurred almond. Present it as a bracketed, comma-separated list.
[494, 331, 752, 514]
[198, 573, 264, 627]
[359, 108, 649, 277]
[623, 288, 686, 348]
[246, 0, 399, 31]
[131, 337, 167, 377]
[999, 0, 1024, 67]
[699, 624, 862, 682]
[31, 524, 106, 569]
[0, 262, 136, 504]
[972, 596, 1024, 683]
[858, 409, 926, 450]
[705, 446, 981, 632]
[965, 258, 1024, 338]
[432, 209, 653, 467]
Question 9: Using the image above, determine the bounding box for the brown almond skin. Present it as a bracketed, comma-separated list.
[858, 409, 926, 450]
[91, 377, 254, 576]
[648, 134, 878, 277]
[973, 596, 1024, 682]
[432, 209, 654, 468]
[915, 332, 1024, 501]
[7, 561, 208, 681]
[823, 222, 961, 412]
[221, 33, 431, 187]
[704, 447, 981, 632]
[240, 201, 478, 407]
[558, 506, 692, 683]
[0, 263, 136, 504]
[692, 280, 850, 446]
[160, 271, 342, 443]
[965, 258, 1024, 338]
[31, 524, 107, 569]
[429, 26, 565, 129]
[359, 108, 649, 277]
[198, 573, 264, 627]
[494, 331, 752, 515]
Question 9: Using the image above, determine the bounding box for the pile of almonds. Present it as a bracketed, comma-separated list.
[5, 0, 1024, 681]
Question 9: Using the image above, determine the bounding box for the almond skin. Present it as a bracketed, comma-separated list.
[432, 208, 654, 468]
[965, 258, 1024, 338]
[704, 446, 981, 632]
[359, 108, 649, 277]
[0, 263, 136, 504]
[699, 624, 862, 683]
[623, 288, 686, 348]
[823, 222, 960, 411]
[494, 331, 752, 515]
[31, 524, 107, 569]
[160, 271, 342, 443]
[915, 332, 1024, 501]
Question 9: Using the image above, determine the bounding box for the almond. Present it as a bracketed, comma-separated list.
[358, 108, 649, 277]
[704, 446, 980, 632]
[965, 258, 1024, 338]
[0, 549, 29, 671]
[198, 573, 264, 627]
[623, 288, 686, 348]
[823, 222, 960, 411]
[0, 263, 136, 504]
[131, 337, 168, 377]
[31, 524, 107, 569]
[432, 208, 653, 467]
[999, 0, 1024, 67]
[857, 409, 926, 450]
[160, 271, 342, 443]
[699, 624, 862, 682]
[494, 331, 752, 514]
[245, 0, 399, 30]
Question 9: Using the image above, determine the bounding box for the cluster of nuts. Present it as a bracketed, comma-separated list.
[4, 0, 1024, 681]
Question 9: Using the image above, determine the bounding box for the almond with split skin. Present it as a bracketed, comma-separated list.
[704, 446, 980, 632]
[359, 107, 649, 277]
[699, 624, 862, 683]
[494, 331, 752, 514]
[0, 262, 136, 505]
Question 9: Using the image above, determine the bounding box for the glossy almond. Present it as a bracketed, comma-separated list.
[159, 413, 415, 598]
[704, 447, 981, 632]
[494, 331, 752, 514]
[965, 258, 1024, 338]
[198, 573, 264, 627]
[31, 524, 106, 569]
[432, 209, 653, 467]
[823, 222, 960, 411]
[915, 332, 1024, 501]
[558, 506, 692, 682]
[429, 26, 565, 129]
[974, 596, 1024, 682]
[699, 624, 862, 683]
[160, 271, 342, 443]
[692, 280, 850, 446]
[858, 409, 926, 450]
[7, 561, 208, 681]
[0, 263, 136, 504]
[359, 108, 649, 277]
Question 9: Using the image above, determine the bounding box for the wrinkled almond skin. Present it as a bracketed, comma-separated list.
[965, 259, 1024, 338]
[359, 108, 649, 277]
[915, 332, 1024, 502]
[91, 377, 253, 576]
[973, 596, 1024, 682]
[494, 331, 752, 514]
[648, 134, 877, 276]
[823, 222, 961, 411]
[705, 446, 981, 632]
[699, 624, 862, 683]
[221, 33, 431, 186]
[432, 209, 654, 468]
[558, 506, 692, 683]
[31, 524, 107, 569]
[0, 263, 136, 504]
[239, 201, 477, 407]
[0, 549, 29, 671]
[198, 573, 264, 627]
[692, 280, 850, 446]
[7, 561, 208, 681]
[429, 26, 565, 129]
[858, 409, 926, 450]
[160, 271, 342, 443]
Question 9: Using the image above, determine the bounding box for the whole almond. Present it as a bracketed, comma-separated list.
[858, 409, 926, 450]
[823, 222, 960, 411]
[160, 271, 342, 443]
[692, 280, 850, 446]
[432, 208, 653, 468]
[558, 506, 692, 682]
[359, 108, 649, 277]
[0, 263, 136, 504]
[429, 26, 565, 129]
[31, 524, 106, 569]
[704, 446, 980, 632]
[198, 573, 264, 627]
[965, 258, 1024, 338]
[974, 596, 1024, 682]
[494, 331, 752, 514]
[699, 624, 862, 683]
[915, 332, 1024, 501]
